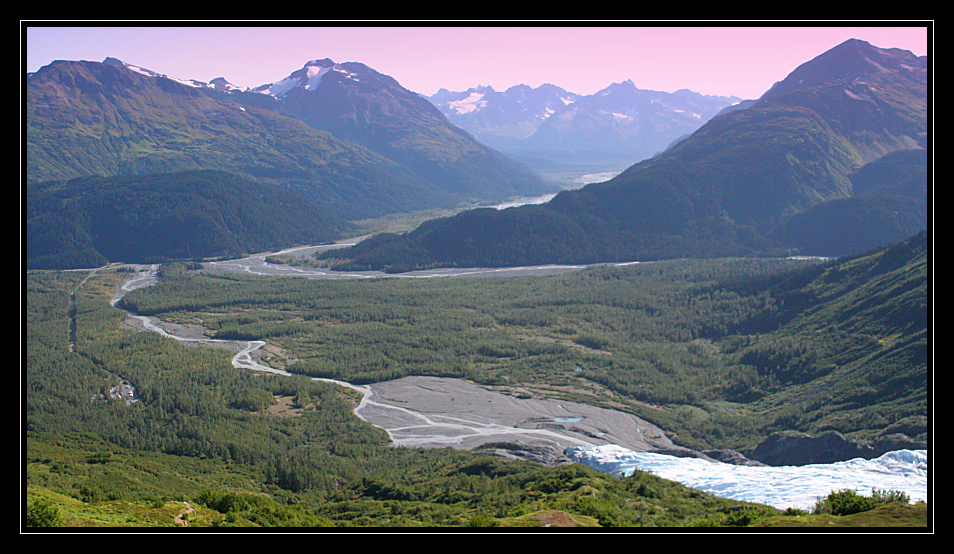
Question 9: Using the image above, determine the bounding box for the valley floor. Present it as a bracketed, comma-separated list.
[354, 375, 685, 455]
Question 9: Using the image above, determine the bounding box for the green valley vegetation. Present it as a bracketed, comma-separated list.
[24, 269, 780, 528]
[24, 232, 927, 528]
[122, 233, 927, 452]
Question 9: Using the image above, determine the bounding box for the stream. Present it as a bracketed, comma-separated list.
[107, 264, 675, 456]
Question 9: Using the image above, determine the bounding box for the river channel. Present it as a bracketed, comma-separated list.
[109, 264, 687, 464]
[105, 263, 929, 510]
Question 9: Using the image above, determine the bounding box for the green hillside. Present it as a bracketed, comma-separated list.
[26, 170, 348, 269]
[26, 59, 451, 221]
[770, 148, 928, 256]
[709, 232, 928, 446]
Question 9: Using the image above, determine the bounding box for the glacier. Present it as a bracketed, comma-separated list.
[566, 444, 928, 510]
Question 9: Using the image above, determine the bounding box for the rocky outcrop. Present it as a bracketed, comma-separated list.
[478, 441, 574, 466]
[744, 431, 927, 466]
[700, 449, 767, 467]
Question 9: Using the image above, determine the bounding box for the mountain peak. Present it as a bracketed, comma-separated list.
[208, 76, 240, 92]
[252, 58, 377, 97]
[760, 38, 926, 100]
[598, 79, 637, 95]
[304, 58, 335, 68]
[102, 56, 162, 79]
[253, 61, 334, 97]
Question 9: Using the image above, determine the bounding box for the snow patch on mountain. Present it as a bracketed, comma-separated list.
[255, 63, 331, 97]
[103, 57, 246, 93]
[103, 57, 209, 89]
[674, 109, 703, 120]
[448, 91, 488, 114]
[252, 60, 364, 98]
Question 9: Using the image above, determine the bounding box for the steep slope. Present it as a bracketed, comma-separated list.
[330, 39, 927, 271]
[721, 231, 927, 446]
[769, 148, 928, 256]
[26, 170, 346, 269]
[251, 59, 552, 203]
[26, 59, 451, 220]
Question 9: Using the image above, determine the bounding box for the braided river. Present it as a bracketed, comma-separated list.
[108, 261, 928, 511]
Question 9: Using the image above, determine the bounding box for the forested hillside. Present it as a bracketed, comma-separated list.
[26, 170, 347, 269]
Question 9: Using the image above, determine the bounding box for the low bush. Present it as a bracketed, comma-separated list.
[812, 487, 911, 516]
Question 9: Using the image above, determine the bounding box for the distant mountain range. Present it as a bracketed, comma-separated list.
[428, 83, 580, 148]
[429, 82, 741, 174]
[329, 39, 928, 271]
[25, 56, 554, 267]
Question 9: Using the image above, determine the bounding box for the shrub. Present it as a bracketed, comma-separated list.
[26, 499, 60, 527]
[812, 487, 910, 516]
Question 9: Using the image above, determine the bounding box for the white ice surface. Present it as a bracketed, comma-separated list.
[566, 444, 928, 510]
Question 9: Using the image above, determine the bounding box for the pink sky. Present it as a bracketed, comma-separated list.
[24, 24, 930, 100]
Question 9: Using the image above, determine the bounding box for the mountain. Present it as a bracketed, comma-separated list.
[26, 57, 551, 227]
[769, 148, 927, 257]
[245, 58, 551, 203]
[331, 39, 928, 271]
[429, 83, 579, 147]
[524, 80, 742, 160]
[26, 58, 448, 222]
[26, 170, 346, 269]
[429, 81, 740, 174]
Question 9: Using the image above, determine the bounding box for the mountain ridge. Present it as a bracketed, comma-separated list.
[239, 57, 553, 203]
[26, 169, 347, 269]
[429, 80, 741, 174]
[26, 56, 551, 223]
[328, 39, 928, 272]
[26, 58, 449, 219]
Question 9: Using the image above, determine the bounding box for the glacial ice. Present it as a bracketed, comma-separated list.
[565, 444, 928, 510]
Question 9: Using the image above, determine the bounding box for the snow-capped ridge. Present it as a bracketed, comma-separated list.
[251, 58, 367, 98]
[102, 57, 248, 92]
[101, 56, 366, 99]
[207, 77, 242, 92]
